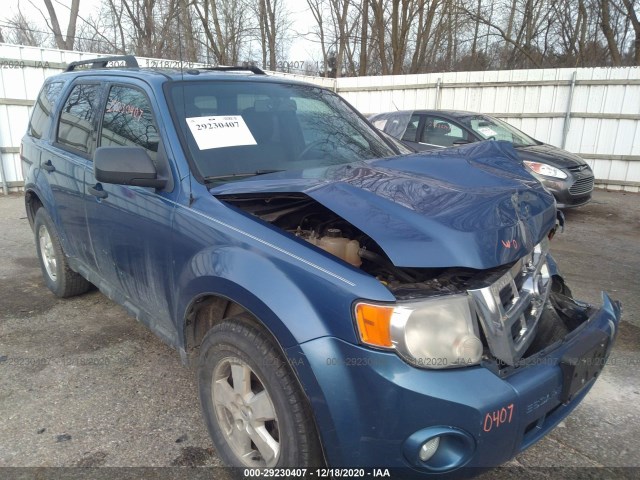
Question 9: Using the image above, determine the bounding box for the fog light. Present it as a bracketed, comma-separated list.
[404, 427, 475, 472]
[419, 437, 440, 462]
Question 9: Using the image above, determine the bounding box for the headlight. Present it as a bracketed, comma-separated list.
[355, 295, 483, 369]
[523, 160, 567, 179]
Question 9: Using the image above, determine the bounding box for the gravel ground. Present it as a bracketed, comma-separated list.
[0, 189, 639, 479]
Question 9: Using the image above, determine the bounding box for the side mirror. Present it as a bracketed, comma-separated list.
[94, 147, 167, 189]
[453, 139, 471, 146]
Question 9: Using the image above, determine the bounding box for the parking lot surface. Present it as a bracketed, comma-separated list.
[1, 189, 639, 478]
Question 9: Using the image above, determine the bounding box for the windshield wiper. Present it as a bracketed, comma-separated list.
[204, 170, 284, 182]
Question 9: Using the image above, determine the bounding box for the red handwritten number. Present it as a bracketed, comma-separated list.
[501, 239, 519, 249]
[483, 414, 492, 432]
[483, 404, 515, 433]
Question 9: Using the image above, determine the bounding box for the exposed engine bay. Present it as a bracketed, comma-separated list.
[217, 192, 496, 298]
[218, 192, 591, 368]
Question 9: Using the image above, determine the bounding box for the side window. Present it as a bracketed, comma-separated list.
[57, 84, 101, 154]
[401, 114, 421, 142]
[100, 86, 159, 161]
[420, 117, 470, 147]
[28, 81, 65, 139]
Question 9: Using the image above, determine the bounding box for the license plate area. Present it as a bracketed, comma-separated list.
[559, 330, 609, 403]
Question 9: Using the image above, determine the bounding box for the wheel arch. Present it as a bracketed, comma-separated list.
[175, 246, 359, 364]
[183, 291, 250, 364]
[183, 287, 329, 466]
[179, 277, 302, 366]
[25, 188, 44, 229]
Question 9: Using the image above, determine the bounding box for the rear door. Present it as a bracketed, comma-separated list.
[84, 82, 177, 343]
[46, 81, 104, 273]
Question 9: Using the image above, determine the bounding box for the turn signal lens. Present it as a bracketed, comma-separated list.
[355, 303, 394, 348]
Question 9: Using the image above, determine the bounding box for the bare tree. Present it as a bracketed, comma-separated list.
[359, 0, 369, 75]
[457, 0, 549, 68]
[409, 0, 443, 73]
[329, 0, 351, 77]
[3, 12, 49, 46]
[306, 0, 331, 75]
[41, 0, 81, 50]
[109, 0, 182, 58]
[7, 0, 637, 75]
[258, 0, 277, 69]
[192, 0, 249, 65]
[600, 0, 623, 65]
[614, 0, 640, 64]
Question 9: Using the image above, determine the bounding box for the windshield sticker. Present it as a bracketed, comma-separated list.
[186, 115, 257, 150]
[478, 126, 497, 137]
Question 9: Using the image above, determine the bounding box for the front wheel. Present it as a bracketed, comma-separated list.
[33, 208, 91, 298]
[197, 315, 323, 468]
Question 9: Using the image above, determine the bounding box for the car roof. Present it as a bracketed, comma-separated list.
[48, 67, 322, 90]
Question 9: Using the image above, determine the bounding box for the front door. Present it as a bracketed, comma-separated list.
[84, 83, 177, 343]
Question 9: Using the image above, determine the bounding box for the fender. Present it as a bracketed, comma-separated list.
[174, 245, 367, 350]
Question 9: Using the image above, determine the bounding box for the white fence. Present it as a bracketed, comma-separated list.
[1, 43, 639, 194]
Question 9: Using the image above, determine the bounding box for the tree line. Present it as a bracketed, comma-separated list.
[0, 0, 638, 77]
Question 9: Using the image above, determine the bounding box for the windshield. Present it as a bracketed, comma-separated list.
[457, 114, 538, 147]
[167, 80, 396, 180]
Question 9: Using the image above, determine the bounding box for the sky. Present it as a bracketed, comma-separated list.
[2, 0, 320, 65]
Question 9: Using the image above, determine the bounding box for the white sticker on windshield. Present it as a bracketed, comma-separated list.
[478, 126, 497, 137]
[186, 115, 257, 150]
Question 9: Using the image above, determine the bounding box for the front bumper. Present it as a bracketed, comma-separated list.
[288, 293, 621, 475]
[539, 175, 594, 209]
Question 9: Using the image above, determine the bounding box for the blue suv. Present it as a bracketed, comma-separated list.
[21, 56, 621, 475]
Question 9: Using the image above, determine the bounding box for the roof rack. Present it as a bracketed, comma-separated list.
[65, 55, 139, 72]
[201, 65, 266, 75]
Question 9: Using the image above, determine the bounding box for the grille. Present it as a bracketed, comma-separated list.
[569, 176, 594, 195]
[469, 241, 552, 366]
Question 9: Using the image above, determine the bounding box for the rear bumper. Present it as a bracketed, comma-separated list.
[289, 293, 621, 475]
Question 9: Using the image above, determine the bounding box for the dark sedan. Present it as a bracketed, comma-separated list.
[369, 110, 594, 208]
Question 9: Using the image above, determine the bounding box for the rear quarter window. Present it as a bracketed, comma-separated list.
[28, 81, 65, 139]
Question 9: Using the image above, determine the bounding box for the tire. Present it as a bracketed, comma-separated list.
[198, 315, 323, 469]
[34, 208, 91, 298]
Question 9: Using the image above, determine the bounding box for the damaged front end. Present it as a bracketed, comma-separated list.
[217, 188, 605, 373]
[211, 148, 622, 472]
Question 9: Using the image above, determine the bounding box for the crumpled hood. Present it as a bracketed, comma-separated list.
[515, 143, 587, 168]
[210, 141, 557, 269]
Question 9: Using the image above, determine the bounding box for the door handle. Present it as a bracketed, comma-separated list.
[42, 160, 56, 173]
[89, 184, 108, 199]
